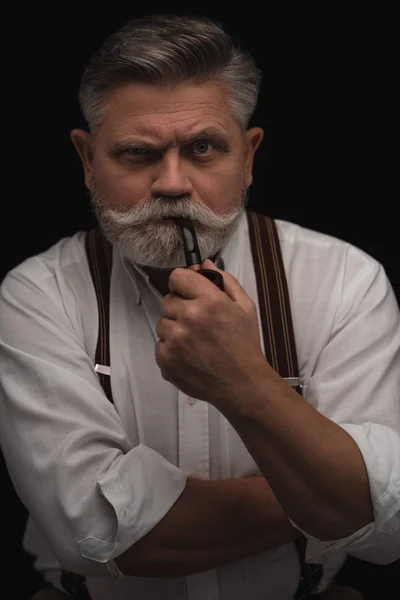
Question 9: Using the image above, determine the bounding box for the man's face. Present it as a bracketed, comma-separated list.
[72, 80, 263, 268]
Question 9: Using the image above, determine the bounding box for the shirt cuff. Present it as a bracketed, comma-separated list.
[289, 517, 374, 563]
[289, 422, 400, 564]
[77, 444, 187, 572]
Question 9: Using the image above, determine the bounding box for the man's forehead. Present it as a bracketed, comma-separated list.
[105, 79, 230, 106]
[99, 80, 237, 136]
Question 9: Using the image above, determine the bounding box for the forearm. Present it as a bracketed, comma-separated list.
[226, 366, 374, 541]
[115, 475, 298, 577]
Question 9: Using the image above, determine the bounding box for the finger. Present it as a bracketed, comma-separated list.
[202, 259, 251, 306]
[156, 316, 175, 341]
[162, 293, 190, 320]
[155, 337, 168, 373]
[168, 267, 217, 299]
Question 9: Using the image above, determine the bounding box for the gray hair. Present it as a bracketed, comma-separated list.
[78, 14, 262, 133]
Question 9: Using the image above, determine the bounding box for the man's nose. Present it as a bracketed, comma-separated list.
[151, 153, 193, 198]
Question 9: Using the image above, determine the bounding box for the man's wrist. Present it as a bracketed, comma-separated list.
[219, 358, 282, 421]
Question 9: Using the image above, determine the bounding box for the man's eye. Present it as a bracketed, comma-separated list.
[124, 147, 151, 156]
[192, 142, 214, 156]
[120, 147, 160, 164]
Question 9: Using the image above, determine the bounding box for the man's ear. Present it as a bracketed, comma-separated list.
[70, 129, 95, 190]
[244, 127, 264, 187]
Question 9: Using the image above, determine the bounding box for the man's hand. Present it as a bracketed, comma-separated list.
[155, 259, 268, 407]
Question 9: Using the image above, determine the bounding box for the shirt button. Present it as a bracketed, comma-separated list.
[186, 396, 196, 405]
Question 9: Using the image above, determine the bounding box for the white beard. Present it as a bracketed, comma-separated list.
[91, 191, 247, 269]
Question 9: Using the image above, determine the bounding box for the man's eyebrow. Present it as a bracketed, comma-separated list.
[183, 127, 230, 146]
[110, 138, 161, 153]
[110, 127, 230, 153]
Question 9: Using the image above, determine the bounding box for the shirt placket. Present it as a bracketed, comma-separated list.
[178, 390, 219, 600]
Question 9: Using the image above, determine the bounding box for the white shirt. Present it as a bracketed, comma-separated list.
[1, 213, 400, 600]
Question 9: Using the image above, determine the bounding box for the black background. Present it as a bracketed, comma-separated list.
[2, 4, 398, 598]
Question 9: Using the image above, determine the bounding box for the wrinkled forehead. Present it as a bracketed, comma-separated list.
[96, 80, 241, 142]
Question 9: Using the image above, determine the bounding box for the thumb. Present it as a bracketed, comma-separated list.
[202, 258, 220, 271]
[202, 259, 249, 305]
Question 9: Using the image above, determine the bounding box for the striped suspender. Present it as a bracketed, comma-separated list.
[247, 212, 300, 387]
[247, 212, 323, 599]
[82, 215, 323, 599]
[85, 227, 114, 404]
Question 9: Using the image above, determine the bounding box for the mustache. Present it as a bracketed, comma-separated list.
[91, 194, 245, 231]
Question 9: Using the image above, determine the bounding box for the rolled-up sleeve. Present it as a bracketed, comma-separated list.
[81, 445, 187, 566]
[0, 266, 187, 576]
[296, 422, 400, 565]
[293, 254, 400, 564]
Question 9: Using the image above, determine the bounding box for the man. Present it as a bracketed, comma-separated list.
[1, 13, 399, 600]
